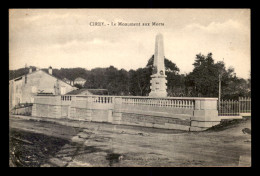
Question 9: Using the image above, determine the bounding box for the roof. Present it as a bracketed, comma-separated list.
[9, 69, 75, 88]
[66, 89, 91, 95]
[87, 89, 108, 95]
[66, 89, 108, 95]
[74, 77, 86, 82]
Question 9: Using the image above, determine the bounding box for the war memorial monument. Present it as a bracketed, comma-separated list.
[149, 33, 168, 97]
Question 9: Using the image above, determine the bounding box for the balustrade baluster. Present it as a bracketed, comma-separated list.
[232, 100, 234, 115]
[237, 100, 239, 115]
[249, 98, 251, 113]
[228, 100, 230, 116]
[225, 100, 227, 115]
[246, 97, 248, 112]
[224, 100, 228, 115]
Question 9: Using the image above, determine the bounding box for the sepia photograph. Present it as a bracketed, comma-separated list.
[9, 8, 251, 167]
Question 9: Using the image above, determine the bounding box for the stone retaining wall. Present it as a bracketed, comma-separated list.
[31, 95, 220, 131]
[120, 113, 191, 131]
[12, 106, 32, 116]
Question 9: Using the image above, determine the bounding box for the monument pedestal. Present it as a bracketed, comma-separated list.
[149, 74, 167, 97]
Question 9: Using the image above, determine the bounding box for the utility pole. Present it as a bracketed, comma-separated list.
[218, 74, 221, 110]
[219, 59, 224, 112]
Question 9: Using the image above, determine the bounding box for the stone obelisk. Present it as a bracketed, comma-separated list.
[149, 33, 167, 97]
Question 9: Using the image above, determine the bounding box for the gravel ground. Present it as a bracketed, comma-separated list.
[9, 115, 251, 167]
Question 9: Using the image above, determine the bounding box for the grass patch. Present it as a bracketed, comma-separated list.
[9, 129, 70, 167]
[206, 118, 249, 132]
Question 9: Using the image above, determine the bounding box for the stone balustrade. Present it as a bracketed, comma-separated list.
[61, 95, 72, 101]
[32, 95, 219, 131]
[121, 96, 195, 108]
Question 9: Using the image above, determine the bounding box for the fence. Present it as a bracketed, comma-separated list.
[239, 97, 251, 114]
[218, 97, 251, 116]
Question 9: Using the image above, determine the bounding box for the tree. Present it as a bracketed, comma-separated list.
[185, 53, 249, 99]
[185, 53, 224, 97]
[146, 55, 179, 74]
[129, 67, 152, 96]
[9, 66, 37, 80]
[86, 67, 106, 89]
[104, 66, 129, 95]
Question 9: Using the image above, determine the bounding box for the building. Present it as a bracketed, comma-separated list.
[73, 77, 86, 86]
[9, 66, 77, 110]
[66, 89, 109, 95]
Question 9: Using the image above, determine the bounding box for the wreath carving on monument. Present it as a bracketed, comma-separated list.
[160, 70, 164, 75]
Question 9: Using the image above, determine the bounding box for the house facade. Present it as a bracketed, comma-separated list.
[74, 77, 86, 86]
[9, 67, 77, 110]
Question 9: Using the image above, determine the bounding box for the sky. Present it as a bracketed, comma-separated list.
[9, 9, 250, 79]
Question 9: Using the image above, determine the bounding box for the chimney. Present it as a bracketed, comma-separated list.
[48, 66, 52, 75]
[29, 67, 32, 73]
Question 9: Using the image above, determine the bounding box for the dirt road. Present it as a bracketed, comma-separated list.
[9, 116, 251, 167]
